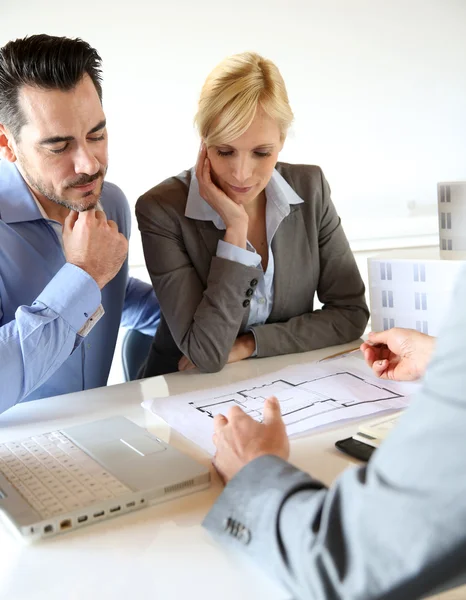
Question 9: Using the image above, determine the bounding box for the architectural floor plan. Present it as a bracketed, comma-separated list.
[190, 371, 404, 426]
[143, 355, 418, 455]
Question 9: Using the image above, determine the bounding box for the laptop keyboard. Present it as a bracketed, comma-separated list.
[0, 431, 131, 519]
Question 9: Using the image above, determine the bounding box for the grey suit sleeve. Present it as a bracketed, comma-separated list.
[251, 170, 369, 357]
[204, 270, 466, 600]
[136, 195, 262, 372]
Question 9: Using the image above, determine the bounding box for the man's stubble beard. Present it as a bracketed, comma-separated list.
[17, 149, 107, 212]
[32, 171, 105, 212]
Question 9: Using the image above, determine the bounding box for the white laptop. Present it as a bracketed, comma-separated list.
[0, 416, 210, 541]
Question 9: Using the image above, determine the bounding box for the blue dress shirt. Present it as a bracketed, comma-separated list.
[185, 169, 304, 351]
[0, 160, 160, 412]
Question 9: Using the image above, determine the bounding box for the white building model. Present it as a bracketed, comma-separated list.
[368, 248, 464, 336]
[438, 181, 466, 260]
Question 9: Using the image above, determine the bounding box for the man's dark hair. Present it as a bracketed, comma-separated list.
[0, 34, 103, 138]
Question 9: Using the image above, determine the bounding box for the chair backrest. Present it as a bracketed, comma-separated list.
[121, 329, 154, 382]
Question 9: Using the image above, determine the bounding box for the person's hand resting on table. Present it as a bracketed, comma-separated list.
[178, 334, 255, 371]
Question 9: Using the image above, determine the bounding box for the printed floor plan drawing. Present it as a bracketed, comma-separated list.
[189, 371, 404, 427]
[143, 355, 418, 455]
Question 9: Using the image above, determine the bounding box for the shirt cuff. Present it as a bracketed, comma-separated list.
[248, 328, 258, 357]
[34, 263, 102, 333]
[217, 240, 261, 268]
[77, 304, 105, 337]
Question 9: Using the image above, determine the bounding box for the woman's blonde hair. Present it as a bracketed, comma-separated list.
[195, 52, 293, 146]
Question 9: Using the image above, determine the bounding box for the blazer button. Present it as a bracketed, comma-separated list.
[243, 299, 250, 308]
[250, 278, 258, 287]
[246, 288, 254, 297]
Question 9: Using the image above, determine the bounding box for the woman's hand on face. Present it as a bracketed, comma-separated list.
[196, 144, 249, 233]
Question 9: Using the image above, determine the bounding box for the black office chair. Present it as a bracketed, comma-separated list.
[121, 329, 153, 382]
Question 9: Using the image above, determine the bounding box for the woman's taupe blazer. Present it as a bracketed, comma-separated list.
[136, 162, 369, 376]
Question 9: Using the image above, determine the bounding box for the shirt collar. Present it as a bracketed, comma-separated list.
[30, 189, 49, 219]
[0, 159, 44, 224]
[185, 167, 304, 230]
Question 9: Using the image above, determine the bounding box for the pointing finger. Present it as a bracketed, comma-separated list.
[214, 414, 228, 433]
[263, 396, 282, 425]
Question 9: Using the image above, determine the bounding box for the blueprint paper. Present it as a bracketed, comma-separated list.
[142, 355, 419, 455]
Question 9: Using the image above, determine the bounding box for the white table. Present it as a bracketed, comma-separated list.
[0, 342, 463, 600]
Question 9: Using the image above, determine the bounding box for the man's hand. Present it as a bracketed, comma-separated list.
[212, 396, 290, 483]
[360, 328, 436, 381]
[63, 209, 128, 289]
[178, 334, 256, 372]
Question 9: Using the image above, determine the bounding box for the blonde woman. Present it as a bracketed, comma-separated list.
[136, 52, 369, 376]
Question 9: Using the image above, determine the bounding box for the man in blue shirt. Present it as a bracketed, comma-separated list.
[0, 34, 160, 413]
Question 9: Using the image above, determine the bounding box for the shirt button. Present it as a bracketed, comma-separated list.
[250, 279, 258, 287]
[243, 299, 250, 308]
[245, 288, 254, 297]
[259, 298, 266, 305]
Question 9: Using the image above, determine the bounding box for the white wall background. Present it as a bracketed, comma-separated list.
[2, 0, 466, 382]
[2, 0, 466, 263]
